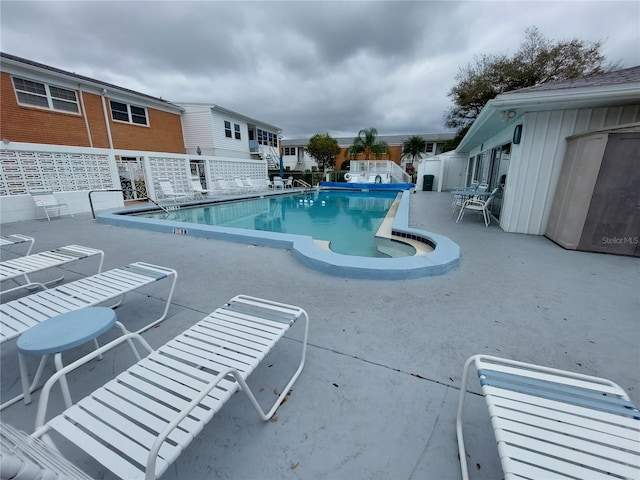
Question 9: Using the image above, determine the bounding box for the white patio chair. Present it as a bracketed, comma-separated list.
[272, 176, 284, 189]
[285, 176, 294, 188]
[157, 178, 191, 203]
[457, 354, 640, 480]
[30, 190, 73, 221]
[26, 295, 309, 480]
[456, 188, 499, 227]
[190, 178, 210, 199]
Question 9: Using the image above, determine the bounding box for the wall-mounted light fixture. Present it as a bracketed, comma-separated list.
[1, 138, 10, 145]
[513, 124, 523, 144]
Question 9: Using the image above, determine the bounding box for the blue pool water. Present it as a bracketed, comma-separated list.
[137, 190, 415, 258]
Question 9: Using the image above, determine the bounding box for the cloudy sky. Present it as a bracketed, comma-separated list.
[1, 1, 639, 139]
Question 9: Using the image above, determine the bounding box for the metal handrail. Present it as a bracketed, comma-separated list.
[88, 189, 123, 219]
[293, 179, 312, 188]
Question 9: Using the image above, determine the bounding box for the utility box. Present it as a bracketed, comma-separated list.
[422, 175, 434, 191]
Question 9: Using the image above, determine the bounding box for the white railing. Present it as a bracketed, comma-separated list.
[348, 161, 411, 183]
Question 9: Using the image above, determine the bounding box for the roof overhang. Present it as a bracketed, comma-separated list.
[456, 82, 640, 153]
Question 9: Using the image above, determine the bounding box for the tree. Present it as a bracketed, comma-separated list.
[444, 27, 614, 135]
[401, 135, 428, 163]
[345, 127, 389, 160]
[305, 133, 340, 172]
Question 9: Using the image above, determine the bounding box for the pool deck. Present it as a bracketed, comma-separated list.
[1, 191, 638, 479]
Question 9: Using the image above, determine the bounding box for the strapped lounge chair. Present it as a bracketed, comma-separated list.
[0, 422, 94, 480]
[457, 354, 640, 480]
[8, 295, 309, 480]
[0, 245, 104, 297]
[0, 262, 177, 344]
[30, 190, 73, 221]
[0, 234, 35, 258]
[157, 178, 191, 203]
[190, 178, 210, 199]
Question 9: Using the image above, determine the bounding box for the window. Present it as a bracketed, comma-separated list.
[426, 143, 434, 153]
[284, 147, 296, 156]
[110, 101, 148, 125]
[224, 121, 232, 138]
[256, 128, 279, 147]
[234, 123, 241, 140]
[13, 76, 79, 113]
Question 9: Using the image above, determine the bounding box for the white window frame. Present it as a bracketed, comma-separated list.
[12, 76, 80, 114]
[110, 100, 149, 126]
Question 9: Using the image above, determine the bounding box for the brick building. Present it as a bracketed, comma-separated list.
[0, 52, 185, 153]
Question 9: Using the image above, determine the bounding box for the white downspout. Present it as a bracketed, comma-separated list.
[78, 86, 93, 147]
[100, 89, 114, 149]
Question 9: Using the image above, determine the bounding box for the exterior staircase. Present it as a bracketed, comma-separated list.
[261, 146, 280, 170]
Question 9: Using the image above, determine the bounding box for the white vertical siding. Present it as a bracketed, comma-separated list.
[181, 106, 215, 155]
[500, 104, 640, 234]
[210, 110, 250, 156]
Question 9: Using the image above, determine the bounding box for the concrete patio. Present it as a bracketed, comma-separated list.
[1, 190, 638, 480]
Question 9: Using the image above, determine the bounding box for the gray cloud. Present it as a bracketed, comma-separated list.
[1, 1, 638, 139]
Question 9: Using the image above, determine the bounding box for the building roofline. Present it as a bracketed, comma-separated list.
[0, 52, 184, 113]
[456, 66, 640, 152]
[176, 102, 282, 132]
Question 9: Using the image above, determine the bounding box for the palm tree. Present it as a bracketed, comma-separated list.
[345, 128, 388, 160]
[401, 135, 428, 181]
[401, 135, 428, 164]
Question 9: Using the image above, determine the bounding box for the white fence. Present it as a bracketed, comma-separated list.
[0, 142, 268, 224]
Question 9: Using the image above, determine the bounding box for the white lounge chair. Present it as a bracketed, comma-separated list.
[234, 178, 252, 192]
[0, 245, 104, 297]
[30, 190, 73, 221]
[0, 262, 177, 345]
[457, 354, 640, 480]
[0, 422, 94, 480]
[220, 179, 242, 194]
[19, 295, 308, 480]
[157, 178, 191, 203]
[190, 178, 210, 199]
[0, 234, 35, 258]
[250, 178, 271, 190]
[243, 178, 262, 191]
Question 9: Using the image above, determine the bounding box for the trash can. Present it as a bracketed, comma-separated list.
[422, 175, 434, 191]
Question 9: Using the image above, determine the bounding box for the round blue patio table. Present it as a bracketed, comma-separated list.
[17, 307, 117, 407]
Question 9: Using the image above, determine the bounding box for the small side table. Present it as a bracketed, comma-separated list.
[16, 307, 136, 407]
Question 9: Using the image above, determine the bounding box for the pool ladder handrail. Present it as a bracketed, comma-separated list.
[293, 178, 312, 189]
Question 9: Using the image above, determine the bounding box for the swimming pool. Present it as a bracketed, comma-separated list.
[97, 190, 460, 279]
[137, 190, 414, 258]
